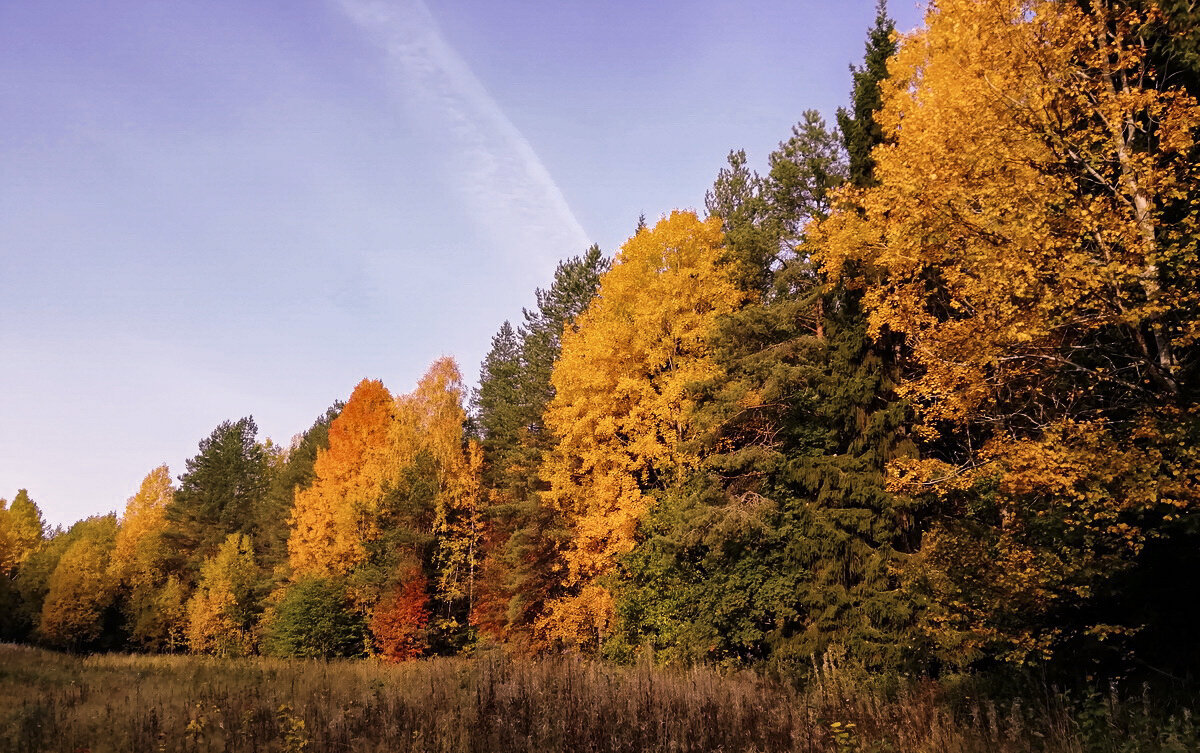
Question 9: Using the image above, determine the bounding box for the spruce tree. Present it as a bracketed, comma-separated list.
[615, 6, 921, 671]
[165, 417, 271, 582]
[472, 245, 608, 642]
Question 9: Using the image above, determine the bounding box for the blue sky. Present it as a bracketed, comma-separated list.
[0, 0, 925, 527]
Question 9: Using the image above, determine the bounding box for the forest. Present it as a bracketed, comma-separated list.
[3, 0, 1200, 749]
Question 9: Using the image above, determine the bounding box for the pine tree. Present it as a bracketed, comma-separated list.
[837, 1, 896, 187]
[165, 418, 270, 579]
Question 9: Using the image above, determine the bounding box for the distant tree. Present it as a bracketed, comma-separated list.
[0, 499, 14, 576]
[7, 489, 46, 566]
[474, 321, 524, 488]
[109, 466, 174, 647]
[263, 576, 365, 659]
[153, 575, 190, 652]
[471, 246, 611, 645]
[256, 403, 341, 573]
[289, 382, 395, 578]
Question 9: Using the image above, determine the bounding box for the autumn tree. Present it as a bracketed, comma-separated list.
[6, 489, 46, 567]
[818, 0, 1200, 669]
[105, 466, 175, 648]
[369, 565, 431, 662]
[289, 381, 396, 578]
[388, 358, 482, 652]
[536, 211, 742, 648]
[0, 499, 13, 577]
[616, 51, 925, 669]
[38, 515, 119, 650]
[257, 403, 341, 573]
[185, 532, 258, 656]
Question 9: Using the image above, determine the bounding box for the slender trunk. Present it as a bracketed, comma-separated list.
[1099, 24, 1180, 394]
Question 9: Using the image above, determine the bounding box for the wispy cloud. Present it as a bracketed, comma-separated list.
[336, 0, 592, 271]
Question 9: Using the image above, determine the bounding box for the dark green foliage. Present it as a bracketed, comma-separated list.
[474, 322, 524, 490]
[263, 577, 365, 659]
[705, 150, 776, 293]
[616, 6, 920, 672]
[165, 417, 270, 580]
[471, 245, 608, 640]
[836, 1, 896, 187]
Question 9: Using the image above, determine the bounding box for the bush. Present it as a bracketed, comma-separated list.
[262, 577, 365, 659]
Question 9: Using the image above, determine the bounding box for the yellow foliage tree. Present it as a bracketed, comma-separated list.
[289, 379, 398, 577]
[399, 359, 482, 608]
[816, 0, 1200, 663]
[110, 468, 172, 581]
[39, 537, 115, 649]
[186, 533, 257, 656]
[536, 210, 743, 647]
[6, 489, 45, 567]
[109, 466, 176, 648]
[0, 501, 13, 576]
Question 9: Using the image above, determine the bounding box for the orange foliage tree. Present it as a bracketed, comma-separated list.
[369, 565, 430, 662]
[536, 211, 744, 648]
[289, 379, 398, 577]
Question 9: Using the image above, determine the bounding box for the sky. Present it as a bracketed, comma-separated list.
[0, 0, 926, 528]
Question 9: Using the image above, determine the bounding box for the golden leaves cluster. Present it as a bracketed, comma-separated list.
[536, 211, 743, 647]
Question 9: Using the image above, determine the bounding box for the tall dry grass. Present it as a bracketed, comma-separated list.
[0, 644, 1195, 752]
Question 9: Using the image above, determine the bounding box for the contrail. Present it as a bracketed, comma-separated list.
[337, 0, 592, 269]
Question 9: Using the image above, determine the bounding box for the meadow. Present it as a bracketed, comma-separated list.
[2, 644, 1197, 753]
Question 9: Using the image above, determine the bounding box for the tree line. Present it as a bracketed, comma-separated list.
[2, 0, 1198, 681]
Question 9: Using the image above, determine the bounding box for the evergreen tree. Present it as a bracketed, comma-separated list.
[615, 6, 919, 671]
[836, 1, 897, 187]
[473, 321, 524, 490]
[165, 417, 271, 580]
[471, 245, 608, 644]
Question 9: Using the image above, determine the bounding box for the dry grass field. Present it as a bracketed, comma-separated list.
[1, 643, 1196, 753]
